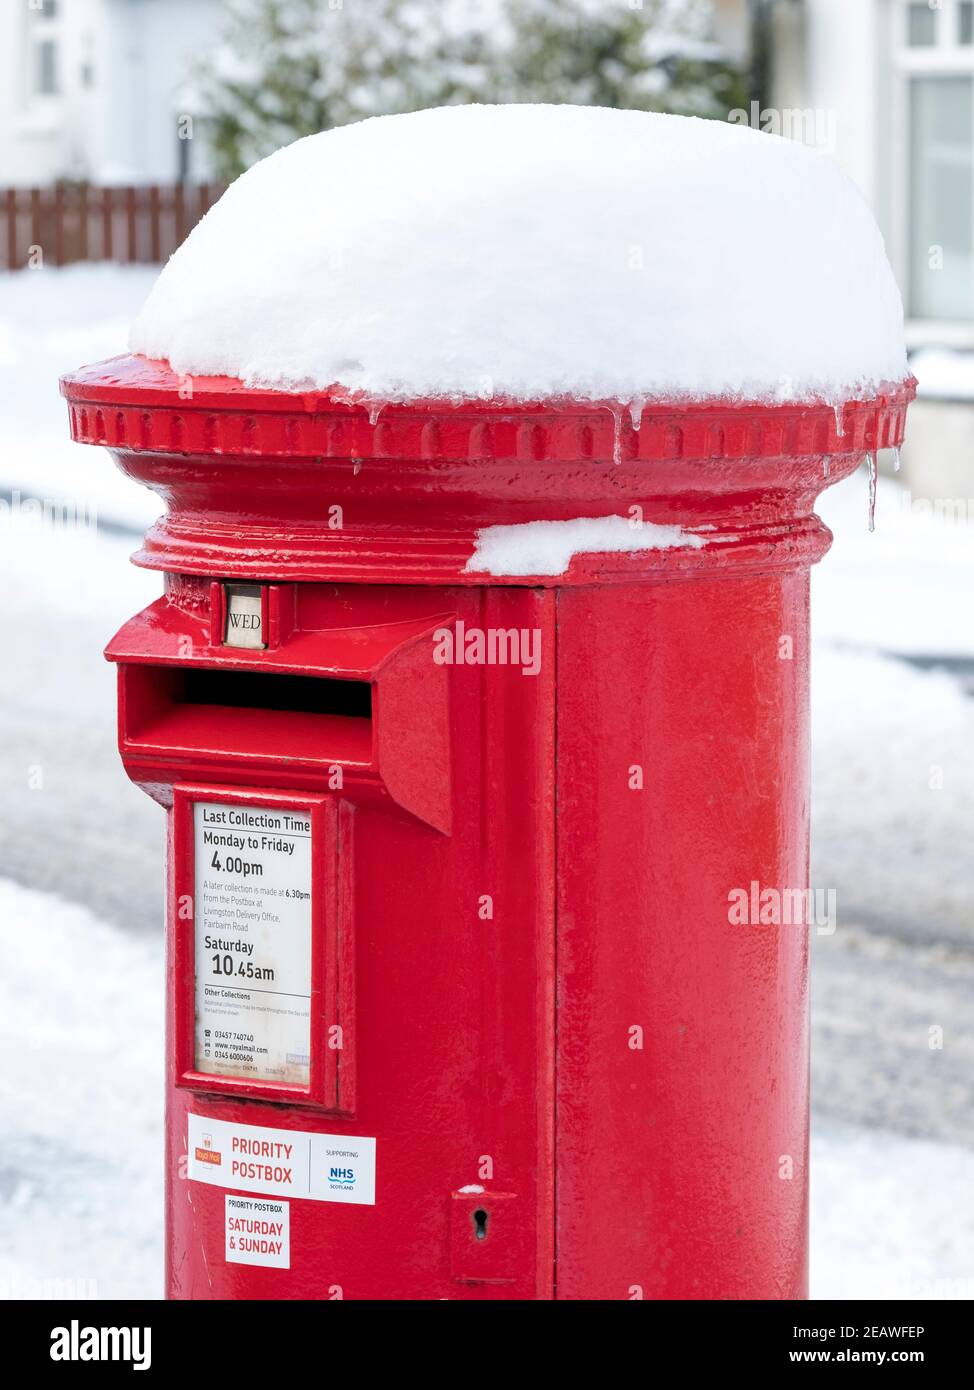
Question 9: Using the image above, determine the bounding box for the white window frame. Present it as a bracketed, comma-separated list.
[891, 0, 974, 339]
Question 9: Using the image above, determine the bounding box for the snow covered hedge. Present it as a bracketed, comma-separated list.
[203, 0, 747, 179]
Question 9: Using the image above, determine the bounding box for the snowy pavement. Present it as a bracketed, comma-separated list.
[810, 1124, 974, 1300]
[0, 265, 160, 533]
[1, 265, 972, 1299]
[0, 879, 163, 1301]
[814, 467, 974, 661]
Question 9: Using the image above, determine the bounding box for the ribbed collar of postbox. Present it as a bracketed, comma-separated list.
[59, 350, 912, 586]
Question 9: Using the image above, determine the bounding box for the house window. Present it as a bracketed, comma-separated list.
[896, 1, 974, 321]
[36, 38, 58, 95]
[908, 3, 938, 47]
[960, 2, 974, 44]
[910, 77, 973, 319]
[178, 123, 192, 182]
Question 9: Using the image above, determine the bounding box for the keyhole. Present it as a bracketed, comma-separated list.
[472, 1208, 489, 1241]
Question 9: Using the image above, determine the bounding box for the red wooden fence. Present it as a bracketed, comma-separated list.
[1, 183, 225, 270]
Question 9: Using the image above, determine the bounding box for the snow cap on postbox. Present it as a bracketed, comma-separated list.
[130, 104, 909, 409]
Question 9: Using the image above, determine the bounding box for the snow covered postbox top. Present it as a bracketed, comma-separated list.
[131, 103, 908, 410]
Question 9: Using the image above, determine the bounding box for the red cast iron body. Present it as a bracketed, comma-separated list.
[62, 354, 912, 1300]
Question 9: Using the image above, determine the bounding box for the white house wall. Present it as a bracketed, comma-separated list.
[0, 0, 98, 184]
[0, 0, 220, 185]
[772, 0, 886, 215]
[95, 0, 220, 184]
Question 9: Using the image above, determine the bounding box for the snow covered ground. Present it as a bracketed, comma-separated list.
[1, 265, 161, 532]
[0, 881, 162, 1301]
[815, 467, 974, 660]
[811, 1125, 974, 1300]
[1, 265, 972, 1300]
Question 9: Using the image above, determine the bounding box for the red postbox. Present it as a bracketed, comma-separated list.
[61, 354, 912, 1300]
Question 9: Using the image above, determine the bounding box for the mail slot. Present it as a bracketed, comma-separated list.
[176, 668, 373, 718]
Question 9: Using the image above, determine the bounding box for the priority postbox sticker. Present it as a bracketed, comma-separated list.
[193, 800, 313, 1087]
[225, 1195, 290, 1268]
[188, 1113, 377, 1205]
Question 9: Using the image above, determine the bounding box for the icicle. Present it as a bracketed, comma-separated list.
[609, 406, 624, 465]
[892, 445, 901, 474]
[352, 457, 363, 476]
[628, 398, 645, 433]
[822, 455, 831, 478]
[368, 403, 383, 428]
[866, 452, 877, 532]
[833, 402, 845, 439]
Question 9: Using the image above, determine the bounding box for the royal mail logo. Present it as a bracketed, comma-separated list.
[195, 1133, 222, 1166]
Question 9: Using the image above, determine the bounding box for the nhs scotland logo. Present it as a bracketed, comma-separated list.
[309, 1136, 375, 1204]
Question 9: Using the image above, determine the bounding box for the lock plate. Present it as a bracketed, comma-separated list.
[450, 1191, 521, 1284]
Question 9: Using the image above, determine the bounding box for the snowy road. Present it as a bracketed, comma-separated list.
[0, 513, 162, 932]
[810, 643, 974, 1148]
[1, 267, 972, 1298]
[809, 484, 974, 1151]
